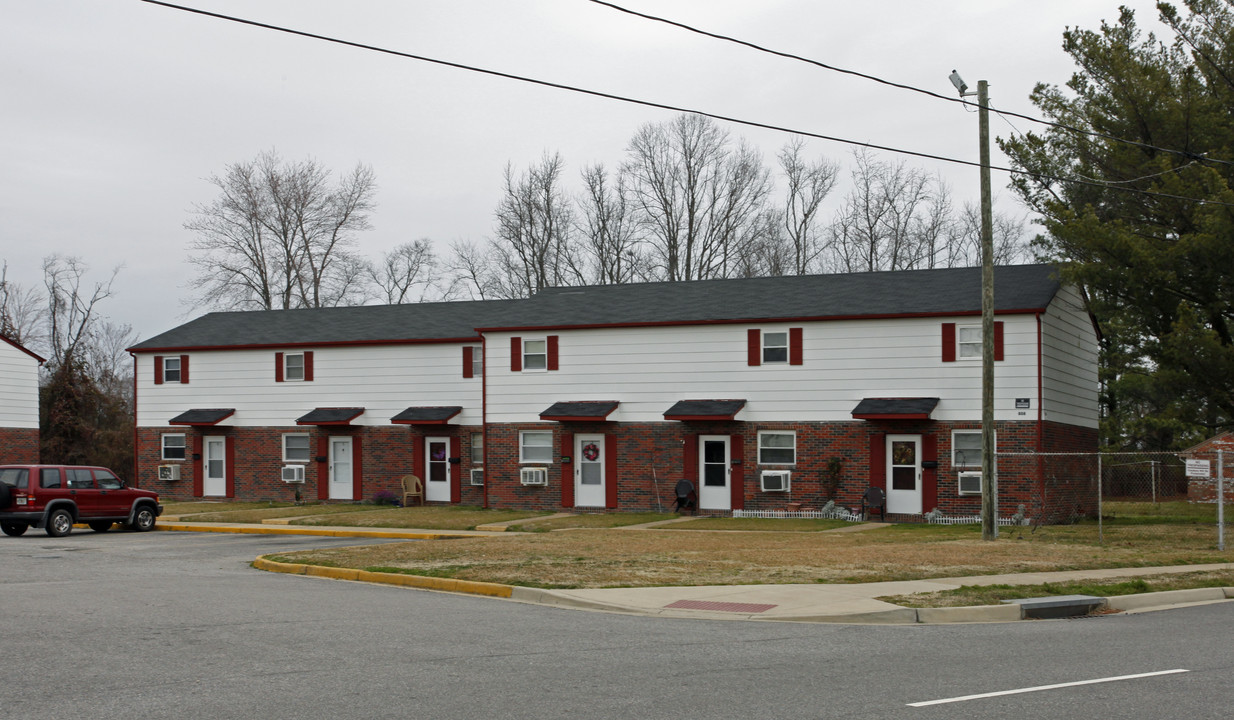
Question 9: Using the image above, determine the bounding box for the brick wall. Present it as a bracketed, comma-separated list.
[0, 427, 39, 464]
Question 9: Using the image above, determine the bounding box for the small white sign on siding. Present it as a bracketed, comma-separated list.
[1186, 459, 1211, 478]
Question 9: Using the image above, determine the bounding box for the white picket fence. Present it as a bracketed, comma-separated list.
[732, 507, 863, 522]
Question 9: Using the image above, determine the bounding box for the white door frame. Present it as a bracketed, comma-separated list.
[328, 436, 353, 500]
[574, 434, 606, 508]
[698, 435, 731, 511]
[886, 434, 923, 515]
[202, 436, 226, 497]
[425, 436, 451, 502]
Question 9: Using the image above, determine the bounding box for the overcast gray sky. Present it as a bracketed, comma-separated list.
[0, 0, 1170, 343]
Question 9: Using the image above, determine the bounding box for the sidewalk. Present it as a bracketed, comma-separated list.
[156, 520, 1234, 624]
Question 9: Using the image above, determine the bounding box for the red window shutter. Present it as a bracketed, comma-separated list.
[510, 337, 522, 372]
[747, 329, 761, 366]
[449, 436, 462, 503]
[275, 353, 284, 382]
[179, 355, 190, 384]
[789, 327, 803, 366]
[683, 435, 698, 484]
[869, 433, 886, 490]
[922, 433, 938, 512]
[560, 432, 574, 508]
[462, 346, 474, 378]
[941, 323, 957, 362]
[154, 356, 164, 385]
[605, 436, 618, 509]
[994, 321, 1005, 361]
[191, 435, 203, 497]
[304, 351, 314, 381]
[225, 436, 236, 499]
[413, 434, 426, 488]
[547, 335, 559, 371]
[353, 435, 364, 501]
[729, 434, 744, 511]
[316, 436, 329, 501]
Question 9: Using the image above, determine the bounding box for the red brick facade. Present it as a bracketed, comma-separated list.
[0, 427, 39, 464]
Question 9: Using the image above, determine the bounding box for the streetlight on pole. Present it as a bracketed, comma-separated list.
[950, 70, 998, 541]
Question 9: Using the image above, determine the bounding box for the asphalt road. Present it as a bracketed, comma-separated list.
[2, 531, 1231, 719]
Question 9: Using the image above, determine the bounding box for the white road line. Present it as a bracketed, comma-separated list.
[908, 669, 1190, 707]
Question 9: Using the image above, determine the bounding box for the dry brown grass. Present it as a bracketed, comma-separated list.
[290, 506, 550, 530]
[271, 522, 1234, 589]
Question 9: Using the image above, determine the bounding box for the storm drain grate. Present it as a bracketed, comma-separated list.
[664, 600, 777, 613]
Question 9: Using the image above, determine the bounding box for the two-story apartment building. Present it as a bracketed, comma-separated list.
[130, 264, 1099, 520]
[0, 333, 44, 463]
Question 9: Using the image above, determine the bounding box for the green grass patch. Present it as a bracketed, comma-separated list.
[877, 569, 1234, 607]
[660, 517, 870, 532]
[171, 503, 387, 524]
[163, 501, 298, 517]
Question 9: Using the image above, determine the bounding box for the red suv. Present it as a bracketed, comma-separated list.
[0, 465, 162, 537]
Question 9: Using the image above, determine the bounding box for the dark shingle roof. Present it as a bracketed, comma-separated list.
[131, 264, 1061, 351]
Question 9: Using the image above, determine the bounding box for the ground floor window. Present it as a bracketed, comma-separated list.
[519, 430, 553, 463]
[283, 433, 311, 463]
[757, 431, 796, 464]
[162, 433, 186, 461]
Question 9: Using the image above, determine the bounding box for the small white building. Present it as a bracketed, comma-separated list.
[0, 333, 44, 463]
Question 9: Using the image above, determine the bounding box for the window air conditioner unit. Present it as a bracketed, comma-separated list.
[470, 468, 485, 487]
[282, 465, 306, 483]
[157, 464, 180, 481]
[760, 470, 791, 492]
[520, 467, 548, 486]
[958, 471, 983, 496]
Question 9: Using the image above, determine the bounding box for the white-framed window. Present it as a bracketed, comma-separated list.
[519, 430, 553, 464]
[762, 331, 789, 364]
[284, 353, 305, 381]
[283, 433, 311, 463]
[471, 348, 483, 378]
[471, 432, 484, 465]
[957, 326, 982, 359]
[952, 430, 985, 468]
[758, 431, 796, 465]
[523, 339, 548, 371]
[163, 356, 182, 383]
[161, 433, 186, 461]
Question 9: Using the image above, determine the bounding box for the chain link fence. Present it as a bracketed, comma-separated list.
[975, 451, 1229, 550]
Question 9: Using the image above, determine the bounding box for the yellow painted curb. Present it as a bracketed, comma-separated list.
[253, 555, 514, 598]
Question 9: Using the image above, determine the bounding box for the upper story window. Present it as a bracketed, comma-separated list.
[747, 329, 802, 366]
[283, 433, 311, 463]
[511, 336, 558, 372]
[463, 346, 483, 378]
[162, 434, 187, 461]
[957, 326, 982, 359]
[284, 353, 305, 381]
[154, 355, 189, 385]
[519, 431, 553, 464]
[758, 431, 796, 465]
[275, 351, 313, 382]
[942, 322, 1004, 362]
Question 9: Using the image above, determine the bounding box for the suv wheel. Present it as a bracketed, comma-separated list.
[46, 508, 74, 537]
[130, 506, 156, 532]
[1, 522, 28, 537]
[88, 521, 112, 533]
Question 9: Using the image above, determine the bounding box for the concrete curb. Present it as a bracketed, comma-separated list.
[1105, 586, 1234, 612]
[252, 556, 514, 598]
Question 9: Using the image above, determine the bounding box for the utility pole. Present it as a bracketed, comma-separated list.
[951, 72, 998, 540]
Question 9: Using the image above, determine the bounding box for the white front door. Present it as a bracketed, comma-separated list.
[574, 434, 606, 508]
[425, 437, 451, 502]
[203, 436, 226, 497]
[329, 437, 353, 500]
[886, 434, 922, 514]
[698, 435, 731, 511]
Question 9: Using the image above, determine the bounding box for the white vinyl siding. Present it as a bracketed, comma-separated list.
[135, 343, 483, 427]
[0, 339, 40, 428]
[1040, 285, 1099, 428]
[485, 315, 1044, 423]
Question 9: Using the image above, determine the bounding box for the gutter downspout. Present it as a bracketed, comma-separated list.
[480, 334, 489, 509]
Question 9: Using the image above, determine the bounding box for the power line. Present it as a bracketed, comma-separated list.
[588, 0, 1234, 169]
[140, 1, 1234, 209]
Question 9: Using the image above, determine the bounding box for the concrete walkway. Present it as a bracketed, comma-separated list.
[154, 520, 1234, 624]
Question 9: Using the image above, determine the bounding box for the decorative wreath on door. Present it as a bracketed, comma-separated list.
[582, 443, 600, 461]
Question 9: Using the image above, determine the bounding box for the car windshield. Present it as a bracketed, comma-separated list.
[0, 468, 30, 489]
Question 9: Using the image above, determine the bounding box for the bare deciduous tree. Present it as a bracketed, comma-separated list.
[623, 114, 772, 281]
[0, 261, 47, 350]
[43, 254, 118, 368]
[491, 152, 581, 297]
[778, 139, 839, 275]
[185, 150, 376, 310]
[369, 239, 439, 304]
[577, 163, 644, 284]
